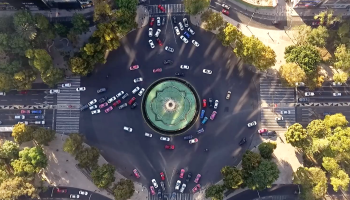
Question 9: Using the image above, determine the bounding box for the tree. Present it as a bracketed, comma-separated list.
[0, 60, 23, 75]
[115, 9, 138, 36]
[258, 142, 277, 159]
[217, 23, 241, 47]
[11, 146, 48, 176]
[324, 113, 348, 129]
[41, 67, 65, 87]
[13, 11, 35, 30]
[284, 45, 321, 74]
[330, 169, 350, 192]
[246, 160, 279, 191]
[67, 30, 80, 47]
[0, 73, 14, 92]
[285, 123, 309, 149]
[314, 10, 341, 27]
[11, 124, 35, 144]
[241, 150, 261, 175]
[91, 164, 115, 189]
[112, 179, 135, 200]
[7, 34, 31, 55]
[0, 176, 38, 200]
[220, 166, 243, 189]
[306, 119, 329, 138]
[75, 147, 100, 169]
[307, 26, 329, 47]
[34, 13, 50, 31]
[293, 167, 327, 200]
[334, 44, 350, 71]
[205, 184, 225, 200]
[337, 22, 350, 45]
[13, 69, 36, 90]
[333, 72, 349, 83]
[63, 133, 84, 156]
[53, 23, 69, 37]
[0, 140, 19, 162]
[25, 49, 52, 73]
[69, 56, 93, 76]
[93, 0, 113, 22]
[292, 25, 312, 45]
[93, 21, 121, 51]
[32, 127, 55, 146]
[116, 0, 138, 11]
[184, 0, 210, 15]
[71, 14, 90, 35]
[279, 63, 306, 87]
[200, 10, 224, 31]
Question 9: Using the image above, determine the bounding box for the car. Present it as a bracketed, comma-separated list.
[295, 82, 305, 86]
[89, 105, 97, 110]
[150, 186, 156, 195]
[128, 97, 136, 105]
[333, 82, 342, 86]
[261, 131, 277, 137]
[61, 83, 71, 88]
[145, 132, 153, 137]
[149, 40, 155, 48]
[172, 16, 177, 24]
[183, 18, 189, 27]
[155, 29, 161, 37]
[305, 92, 314, 96]
[105, 106, 113, 113]
[275, 116, 284, 121]
[164, 59, 173, 65]
[131, 102, 138, 109]
[210, 111, 217, 120]
[222, 9, 229, 15]
[134, 77, 143, 83]
[178, 22, 184, 30]
[49, 89, 60, 94]
[76, 87, 86, 92]
[132, 86, 140, 94]
[192, 40, 199, 47]
[162, 17, 165, 25]
[175, 180, 181, 190]
[158, 4, 165, 12]
[239, 137, 247, 145]
[180, 35, 188, 43]
[18, 121, 28, 125]
[186, 172, 192, 182]
[157, 189, 162, 199]
[160, 172, 165, 180]
[184, 135, 193, 140]
[79, 191, 88, 195]
[97, 88, 106, 94]
[32, 110, 42, 114]
[153, 68, 162, 73]
[203, 69, 212, 74]
[99, 102, 108, 109]
[56, 188, 67, 193]
[197, 128, 204, 134]
[312, 21, 320, 26]
[202, 99, 207, 108]
[70, 194, 80, 199]
[180, 65, 189, 69]
[165, 46, 174, 53]
[222, 3, 230, 9]
[80, 104, 89, 111]
[91, 109, 100, 115]
[112, 100, 121, 107]
[157, 17, 161, 26]
[107, 96, 117, 104]
[247, 121, 257, 127]
[130, 65, 139, 70]
[138, 88, 145, 96]
[119, 103, 127, 109]
[160, 137, 170, 141]
[281, 110, 291, 114]
[333, 92, 341, 96]
[156, 38, 163, 46]
[116, 91, 124, 98]
[298, 97, 309, 102]
[133, 169, 140, 178]
[98, 97, 107, 103]
[122, 93, 129, 99]
[187, 27, 195, 35]
[225, 91, 232, 100]
[175, 72, 184, 76]
[192, 184, 200, 193]
[194, 174, 201, 183]
[258, 128, 268, 134]
[201, 117, 208, 124]
[183, 31, 190, 39]
[180, 169, 185, 178]
[150, 17, 155, 26]
[160, 181, 165, 191]
[214, 100, 219, 109]
[200, 110, 205, 119]
[180, 183, 186, 193]
[208, 98, 213, 107]
[34, 115, 44, 119]
[189, 138, 198, 144]
[174, 26, 180, 35]
[21, 110, 30, 114]
[124, 126, 132, 132]
[152, 179, 158, 188]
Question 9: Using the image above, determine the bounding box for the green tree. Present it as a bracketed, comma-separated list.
[314, 10, 341, 27]
[221, 166, 243, 189]
[184, 0, 210, 15]
[34, 13, 50, 31]
[71, 14, 90, 35]
[7, 34, 31, 55]
[13, 11, 35, 29]
[112, 179, 135, 200]
[53, 23, 69, 37]
[67, 30, 80, 47]
[93, 21, 121, 51]
[293, 167, 327, 200]
[76, 147, 100, 169]
[69, 56, 93, 76]
[25, 49, 52, 73]
[324, 113, 348, 129]
[333, 72, 349, 83]
[337, 22, 350, 45]
[200, 10, 224, 31]
[217, 23, 241, 47]
[93, 0, 113, 22]
[0, 73, 14, 92]
[285, 123, 309, 149]
[279, 63, 306, 87]
[258, 142, 277, 159]
[41, 67, 65, 87]
[16, 22, 37, 41]
[81, 42, 106, 65]
[116, 0, 138, 11]
[330, 169, 350, 192]
[115, 9, 138, 36]
[307, 26, 329, 47]
[11, 146, 48, 176]
[242, 150, 261, 175]
[13, 69, 36, 90]
[284, 45, 321, 74]
[63, 133, 84, 156]
[306, 119, 329, 138]
[32, 127, 56, 146]
[205, 184, 225, 200]
[91, 164, 116, 189]
[0, 140, 19, 163]
[11, 124, 35, 144]
[0, 176, 38, 200]
[0, 60, 23, 75]
[334, 44, 350, 72]
[246, 160, 279, 191]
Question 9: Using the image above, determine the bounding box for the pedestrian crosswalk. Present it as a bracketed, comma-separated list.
[148, 192, 193, 200]
[148, 4, 185, 15]
[55, 76, 81, 134]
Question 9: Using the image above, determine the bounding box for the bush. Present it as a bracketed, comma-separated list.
[258, 142, 277, 159]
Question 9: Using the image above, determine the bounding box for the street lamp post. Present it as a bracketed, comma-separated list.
[247, 13, 255, 27]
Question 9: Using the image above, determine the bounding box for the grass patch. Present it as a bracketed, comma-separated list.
[231, 0, 275, 9]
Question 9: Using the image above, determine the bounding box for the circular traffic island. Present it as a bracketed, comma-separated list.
[142, 78, 200, 135]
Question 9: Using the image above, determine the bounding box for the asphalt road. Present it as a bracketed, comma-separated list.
[296, 106, 350, 126]
[297, 85, 350, 103]
[0, 109, 54, 129]
[80, 15, 259, 193]
[0, 89, 56, 106]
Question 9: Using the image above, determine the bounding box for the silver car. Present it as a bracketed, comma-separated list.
[148, 28, 153, 37]
[247, 121, 257, 127]
[88, 99, 97, 106]
[116, 91, 124, 98]
[192, 40, 200, 47]
[149, 40, 155, 49]
[187, 27, 195, 35]
[91, 109, 101, 115]
[89, 105, 97, 110]
[138, 88, 145, 96]
[180, 36, 188, 43]
[183, 18, 189, 27]
[152, 179, 158, 188]
[174, 26, 180, 35]
[122, 93, 129, 99]
[61, 83, 71, 88]
[160, 137, 170, 141]
[124, 126, 132, 132]
[134, 77, 143, 83]
[157, 17, 161, 26]
[180, 183, 186, 193]
[165, 46, 174, 53]
[107, 96, 117, 103]
[178, 22, 184, 30]
[281, 110, 291, 115]
[214, 100, 219, 109]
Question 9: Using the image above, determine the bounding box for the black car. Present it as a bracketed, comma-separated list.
[175, 72, 184, 76]
[97, 88, 107, 94]
[157, 189, 162, 199]
[34, 115, 44, 119]
[172, 16, 177, 24]
[209, 98, 213, 107]
[80, 104, 89, 111]
[298, 97, 309, 102]
[98, 97, 107, 104]
[261, 131, 276, 137]
[239, 137, 246, 145]
[164, 59, 173, 65]
[186, 172, 192, 182]
[131, 102, 138, 109]
[183, 135, 193, 140]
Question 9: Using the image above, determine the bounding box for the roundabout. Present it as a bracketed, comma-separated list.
[80, 15, 260, 195]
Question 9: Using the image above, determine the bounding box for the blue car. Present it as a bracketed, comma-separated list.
[184, 31, 190, 39]
[200, 110, 205, 119]
[201, 117, 208, 125]
[184, 135, 193, 140]
[32, 110, 42, 114]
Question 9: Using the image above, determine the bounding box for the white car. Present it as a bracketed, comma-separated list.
[152, 179, 158, 188]
[124, 126, 132, 132]
[79, 191, 88, 195]
[145, 132, 152, 137]
[275, 117, 284, 121]
[183, 18, 189, 27]
[180, 36, 188, 43]
[62, 83, 71, 88]
[155, 29, 161, 37]
[178, 22, 184, 30]
[160, 137, 170, 141]
[149, 40, 155, 49]
[116, 91, 124, 98]
[222, 3, 230, 9]
[192, 40, 199, 47]
[174, 26, 180, 35]
[333, 82, 342, 86]
[281, 110, 291, 115]
[34, 121, 45, 125]
[214, 100, 219, 109]
[70, 194, 80, 199]
[107, 96, 117, 103]
[180, 65, 189, 69]
[203, 69, 212, 74]
[76, 87, 86, 92]
[333, 92, 341, 96]
[134, 77, 143, 83]
[91, 109, 100, 115]
[132, 87, 140, 94]
[89, 105, 97, 110]
[247, 121, 257, 127]
[18, 121, 28, 125]
[189, 138, 198, 144]
[295, 82, 305, 86]
[187, 27, 195, 35]
[148, 28, 153, 37]
[165, 46, 174, 53]
[157, 17, 161, 26]
[175, 180, 181, 190]
[138, 88, 145, 96]
[305, 92, 314, 96]
[88, 99, 97, 106]
[180, 183, 186, 193]
[49, 89, 60, 94]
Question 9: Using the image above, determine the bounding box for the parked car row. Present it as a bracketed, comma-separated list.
[49, 83, 86, 94]
[54, 187, 89, 199]
[14, 110, 45, 125]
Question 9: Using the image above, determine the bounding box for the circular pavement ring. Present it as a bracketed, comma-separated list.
[141, 77, 201, 136]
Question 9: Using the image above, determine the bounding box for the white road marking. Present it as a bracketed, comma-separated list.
[170, 15, 177, 44]
[168, 168, 176, 191]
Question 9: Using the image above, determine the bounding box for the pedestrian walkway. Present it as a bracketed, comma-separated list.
[149, 192, 193, 200]
[148, 4, 185, 15]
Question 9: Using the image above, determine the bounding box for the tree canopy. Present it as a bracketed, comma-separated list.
[0, 176, 38, 200]
[217, 23, 242, 47]
[221, 166, 243, 189]
[205, 184, 225, 200]
[279, 63, 306, 87]
[76, 147, 100, 169]
[284, 45, 321, 74]
[11, 124, 35, 144]
[293, 167, 327, 199]
[91, 164, 116, 189]
[245, 160, 279, 190]
[63, 133, 84, 156]
[258, 142, 277, 159]
[285, 123, 309, 149]
[200, 10, 224, 31]
[112, 179, 135, 200]
[184, 0, 210, 15]
[71, 14, 90, 35]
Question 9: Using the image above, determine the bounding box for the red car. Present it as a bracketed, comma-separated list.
[21, 110, 30, 114]
[150, 17, 155, 26]
[158, 5, 165, 12]
[133, 169, 140, 178]
[258, 128, 268, 134]
[192, 184, 201, 193]
[20, 90, 27, 94]
[222, 9, 229, 15]
[99, 102, 108, 109]
[202, 99, 206, 108]
[112, 100, 121, 107]
[56, 188, 67, 193]
[165, 145, 175, 150]
[105, 106, 113, 113]
[194, 174, 201, 183]
[179, 169, 185, 178]
[160, 172, 165, 180]
[130, 65, 139, 70]
[153, 68, 162, 73]
[150, 186, 156, 195]
[156, 38, 163, 46]
[128, 97, 136, 105]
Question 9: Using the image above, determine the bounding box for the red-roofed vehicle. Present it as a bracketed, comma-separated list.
[202, 99, 206, 108]
[105, 106, 113, 113]
[192, 184, 200, 193]
[158, 5, 165, 12]
[156, 38, 163, 46]
[21, 110, 30, 114]
[128, 97, 136, 105]
[194, 174, 201, 183]
[165, 145, 175, 150]
[130, 65, 139, 70]
[153, 68, 162, 73]
[150, 18, 155, 26]
[150, 186, 156, 195]
[133, 169, 140, 178]
[210, 111, 217, 120]
[56, 188, 67, 193]
[99, 102, 108, 109]
[222, 9, 229, 15]
[179, 169, 185, 178]
[112, 100, 121, 107]
[258, 128, 268, 134]
[160, 172, 165, 180]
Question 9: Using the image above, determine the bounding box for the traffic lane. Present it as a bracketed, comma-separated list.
[298, 86, 350, 92]
[40, 187, 112, 200]
[0, 90, 49, 105]
[300, 107, 350, 120]
[0, 109, 54, 127]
